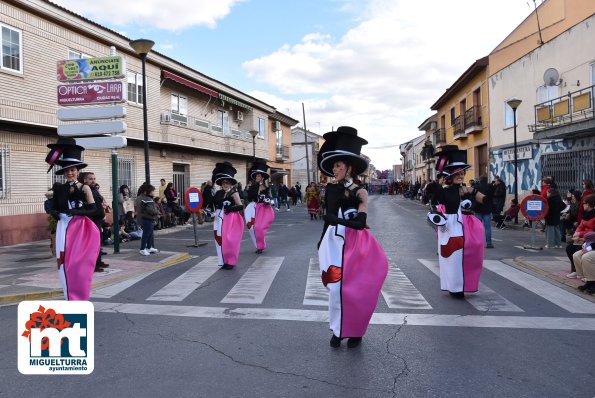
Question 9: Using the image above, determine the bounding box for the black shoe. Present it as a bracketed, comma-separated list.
[94, 266, 105, 273]
[579, 281, 595, 291]
[100, 251, 108, 256]
[98, 261, 109, 268]
[221, 264, 234, 270]
[585, 285, 595, 295]
[255, 249, 263, 254]
[449, 291, 465, 299]
[347, 337, 362, 348]
[330, 335, 342, 348]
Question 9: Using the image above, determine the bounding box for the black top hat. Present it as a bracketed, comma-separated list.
[249, 158, 270, 180]
[433, 145, 470, 177]
[317, 126, 369, 177]
[46, 138, 87, 175]
[211, 161, 237, 186]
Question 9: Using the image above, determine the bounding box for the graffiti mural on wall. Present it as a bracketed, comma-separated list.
[490, 136, 594, 194]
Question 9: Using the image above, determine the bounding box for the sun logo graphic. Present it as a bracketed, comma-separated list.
[18, 301, 94, 375]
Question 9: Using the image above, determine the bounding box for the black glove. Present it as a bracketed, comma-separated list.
[68, 203, 102, 219]
[50, 210, 60, 221]
[335, 212, 367, 230]
[323, 214, 338, 226]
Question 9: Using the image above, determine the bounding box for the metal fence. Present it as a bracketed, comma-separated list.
[541, 149, 595, 193]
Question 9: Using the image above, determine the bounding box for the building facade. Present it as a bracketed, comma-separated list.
[0, 0, 286, 245]
[290, 127, 321, 186]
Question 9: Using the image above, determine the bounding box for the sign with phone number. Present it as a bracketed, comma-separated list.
[57, 56, 126, 82]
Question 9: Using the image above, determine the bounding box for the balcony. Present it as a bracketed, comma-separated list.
[529, 85, 595, 140]
[453, 115, 466, 140]
[464, 105, 483, 134]
[433, 128, 446, 145]
[160, 110, 252, 140]
[421, 142, 435, 163]
[275, 144, 290, 162]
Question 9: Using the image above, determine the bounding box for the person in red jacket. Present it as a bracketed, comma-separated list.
[566, 194, 595, 278]
[540, 176, 552, 199]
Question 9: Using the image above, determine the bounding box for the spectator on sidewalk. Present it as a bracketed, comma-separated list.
[473, 175, 495, 248]
[135, 184, 160, 256]
[494, 199, 520, 229]
[541, 177, 552, 199]
[544, 188, 565, 248]
[578, 179, 594, 223]
[575, 232, 595, 294]
[566, 194, 595, 278]
[278, 183, 291, 211]
[492, 176, 506, 216]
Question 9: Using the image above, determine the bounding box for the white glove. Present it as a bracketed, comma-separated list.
[461, 199, 472, 209]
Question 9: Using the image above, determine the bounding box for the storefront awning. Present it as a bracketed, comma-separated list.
[162, 71, 219, 97]
[219, 94, 253, 111]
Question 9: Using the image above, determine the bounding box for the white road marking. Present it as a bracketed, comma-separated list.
[303, 257, 328, 306]
[418, 259, 524, 312]
[514, 245, 542, 253]
[147, 256, 220, 301]
[93, 302, 595, 331]
[483, 259, 595, 314]
[221, 257, 283, 304]
[91, 269, 160, 299]
[382, 262, 432, 309]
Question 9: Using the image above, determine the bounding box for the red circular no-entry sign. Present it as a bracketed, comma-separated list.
[520, 194, 549, 221]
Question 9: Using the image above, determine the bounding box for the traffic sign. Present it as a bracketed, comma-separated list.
[520, 195, 549, 221]
[57, 81, 126, 106]
[57, 121, 127, 137]
[184, 187, 203, 213]
[57, 56, 125, 82]
[58, 106, 126, 121]
[75, 136, 127, 149]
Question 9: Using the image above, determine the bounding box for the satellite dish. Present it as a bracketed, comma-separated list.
[543, 68, 560, 86]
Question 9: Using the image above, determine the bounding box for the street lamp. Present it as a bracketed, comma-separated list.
[249, 130, 258, 161]
[130, 38, 155, 184]
[507, 98, 522, 204]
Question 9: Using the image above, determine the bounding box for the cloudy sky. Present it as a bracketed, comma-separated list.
[53, 0, 537, 170]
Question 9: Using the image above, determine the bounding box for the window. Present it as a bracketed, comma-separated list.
[450, 107, 455, 126]
[257, 118, 265, 138]
[0, 144, 8, 197]
[504, 102, 515, 129]
[117, 157, 135, 196]
[170, 93, 188, 115]
[68, 49, 91, 59]
[127, 72, 144, 104]
[537, 85, 558, 104]
[276, 128, 283, 152]
[1, 23, 22, 73]
[217, 110, 230, 135]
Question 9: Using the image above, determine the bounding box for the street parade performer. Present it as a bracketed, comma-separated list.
[45, 138, 101, 300]
[317, 126, 388, 348]
[427, 145, 488, 298]
[211, 162, 244, 270]
[244, 158, 275, 254]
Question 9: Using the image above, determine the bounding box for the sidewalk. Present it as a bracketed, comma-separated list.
[0, 223, 203, 304]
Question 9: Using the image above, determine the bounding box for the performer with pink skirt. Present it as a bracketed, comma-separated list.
[244, 158, 275, 254]
[211, 162, 244, 270]
[426, 145, 488, 298]
[317, 126, 388, 348]
[45, 138, 101, 300]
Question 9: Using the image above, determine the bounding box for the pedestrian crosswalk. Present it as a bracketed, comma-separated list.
[90, 255, 595, 315]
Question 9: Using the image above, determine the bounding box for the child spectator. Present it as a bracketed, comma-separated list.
[494, 199, 520, 229]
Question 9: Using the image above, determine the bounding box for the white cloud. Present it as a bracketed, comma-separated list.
[53, 0, 242, 31]
[159, 43, 175, 51]
[244, 0, 533, 169]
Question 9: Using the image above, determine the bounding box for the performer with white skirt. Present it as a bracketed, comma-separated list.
[427, 145, 488, 298]
[317, 126, 388, 348]
[244, 158, 275, 254]
[211, 162, 244, 270]
[45, 138, 101, 300]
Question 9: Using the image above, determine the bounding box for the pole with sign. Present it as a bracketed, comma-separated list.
[184, 187, 207, 248]
[520, 194, 549, 250]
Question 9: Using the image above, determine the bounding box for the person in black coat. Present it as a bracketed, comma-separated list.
[473, 175, 495, 248]
[545, 188, 566, 248]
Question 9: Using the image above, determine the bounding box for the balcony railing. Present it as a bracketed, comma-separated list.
[275, 144, 290, 161]
[433, 128, 446, 145]
[464, 105, 483, 134]
[160, 110, 252, 140]
[529, 84, 595, 132]
[453, 115, 466, 139]
[421, 143, 434, 162]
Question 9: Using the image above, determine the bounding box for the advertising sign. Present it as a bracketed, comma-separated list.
[503, 145, 532, 162]
[58, 106, 126, 121]
[57, 81, 126, 105]
[57, 56, 125, 82]
[520, 194, 549, 221]
[58, 121, 127, 137]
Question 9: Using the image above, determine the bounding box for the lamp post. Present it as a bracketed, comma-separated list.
[249, 130, 258, 162]
[507, 98, 522, 204]
[130, 38, 155, 184]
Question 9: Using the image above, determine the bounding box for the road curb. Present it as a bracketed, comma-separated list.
[0, 252, 193, 306]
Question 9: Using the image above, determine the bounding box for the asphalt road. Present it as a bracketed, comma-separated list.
[1, 196, 594, 397]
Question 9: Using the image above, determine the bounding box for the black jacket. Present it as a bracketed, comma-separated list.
[472, 178, 493, 214]
[545, 194, 565, 226]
